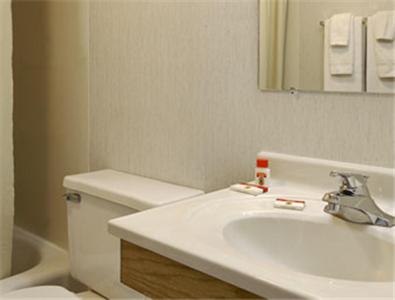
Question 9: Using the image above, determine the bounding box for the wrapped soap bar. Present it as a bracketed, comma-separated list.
[274, 198, 306, 210]
[230, 183, 268, 196]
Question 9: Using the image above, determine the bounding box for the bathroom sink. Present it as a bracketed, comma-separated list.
[110, 191, 395, 299]
[109, 153, 395, 299]
[224, 215, 394, 282]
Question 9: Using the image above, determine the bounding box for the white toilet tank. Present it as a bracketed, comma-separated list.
[63, 170, 203, 299]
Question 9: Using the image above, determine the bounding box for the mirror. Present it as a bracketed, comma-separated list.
[259, 0, 395, 94]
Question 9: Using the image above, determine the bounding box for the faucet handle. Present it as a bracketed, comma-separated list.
[329, 171, 369, 193]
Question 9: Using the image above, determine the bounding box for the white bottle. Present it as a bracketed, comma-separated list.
[255, 158, 270, 187]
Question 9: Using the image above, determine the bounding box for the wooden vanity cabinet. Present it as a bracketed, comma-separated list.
[120, 240, 264, 299]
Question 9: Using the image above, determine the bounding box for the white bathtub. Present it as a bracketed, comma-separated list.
[0, 227, 82, 295]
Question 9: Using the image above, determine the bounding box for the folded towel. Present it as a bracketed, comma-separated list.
[324, 17, 365, 92]
[369, 13, 395, 79]
[327, 15, 355, 75]
[375, 42, 395, 78]
[367, 16, 395, 93]
[373, 10, 395, 41]
[330, 13, 353, 46]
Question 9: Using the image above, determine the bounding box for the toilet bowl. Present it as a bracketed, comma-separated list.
[4, 170, 203, 299]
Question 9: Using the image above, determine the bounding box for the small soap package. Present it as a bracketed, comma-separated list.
[230, 183, 268, 196]
[274, 198, 306, 210]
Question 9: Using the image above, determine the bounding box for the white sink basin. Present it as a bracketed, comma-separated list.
[224, 215, 394, 282]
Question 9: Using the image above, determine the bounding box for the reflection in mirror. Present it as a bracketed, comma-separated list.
[259, 0, 395, 94]
[259, 0, 288, 90]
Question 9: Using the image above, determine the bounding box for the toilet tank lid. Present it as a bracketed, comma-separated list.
[63, 170, 204, 211]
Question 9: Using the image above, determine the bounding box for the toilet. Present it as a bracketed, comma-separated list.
[4, 170, 203, 299]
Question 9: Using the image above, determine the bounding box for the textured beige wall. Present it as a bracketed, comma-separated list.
[90, 0, 393, 192]
[13, 0, 89, 248]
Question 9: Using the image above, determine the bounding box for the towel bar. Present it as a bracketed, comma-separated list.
[320, 17, 367, 27]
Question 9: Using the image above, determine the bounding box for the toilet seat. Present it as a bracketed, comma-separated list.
[3, 286, 79, 299]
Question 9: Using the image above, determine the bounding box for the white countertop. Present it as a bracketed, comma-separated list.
[108, 154, 395, 299]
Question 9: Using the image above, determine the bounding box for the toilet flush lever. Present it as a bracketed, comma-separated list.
[64, 193, 81, 203]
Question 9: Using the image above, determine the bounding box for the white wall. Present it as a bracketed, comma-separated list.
[89, 0, 394, 192]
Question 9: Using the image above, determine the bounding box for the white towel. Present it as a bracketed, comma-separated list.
[374, 10, 395, 42]
[324, 17, 365, 92]
[328, 15, 355, 75]
[369, 12, 395, 79]
[330, 13, 353, 46]
[367, 16, 395, 93]
[375, 41, 395, 79]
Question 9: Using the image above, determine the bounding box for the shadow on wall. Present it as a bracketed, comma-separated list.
[12, 0, 89, 249]
[12, 0, 52, 245]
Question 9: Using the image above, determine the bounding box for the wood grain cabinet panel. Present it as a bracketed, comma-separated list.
[121, 240, 264, 299]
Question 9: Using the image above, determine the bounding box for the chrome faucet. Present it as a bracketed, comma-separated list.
[322, 171, 395, 227]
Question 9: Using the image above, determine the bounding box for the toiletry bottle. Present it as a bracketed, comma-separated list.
[255, 158, 270, 187]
